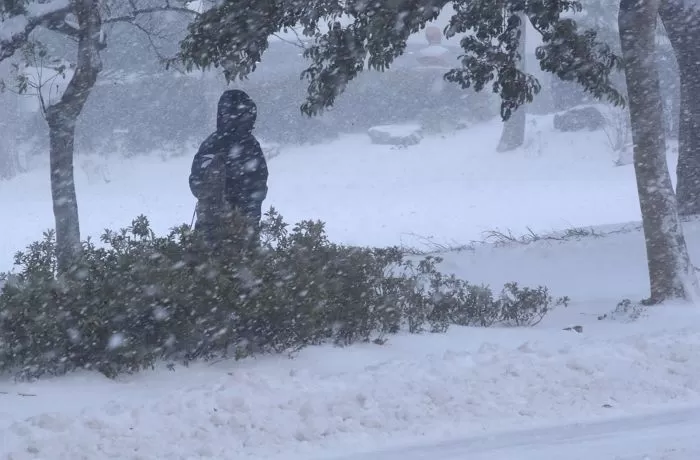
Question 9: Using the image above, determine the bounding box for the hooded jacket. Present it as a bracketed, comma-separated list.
[190, 90, 269, 210]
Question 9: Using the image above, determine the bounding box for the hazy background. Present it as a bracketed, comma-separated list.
[0, 6, 680, 179]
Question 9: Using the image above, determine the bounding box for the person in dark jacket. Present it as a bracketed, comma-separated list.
[190, 90, 268, 245]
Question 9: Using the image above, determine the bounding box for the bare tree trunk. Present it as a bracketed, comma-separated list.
[46, 111, 82, 272]
[45, 0, 103, 275]
[658, 1, 700, 216]
[497, 13, 527, 153]
[619, 0, 697, 303]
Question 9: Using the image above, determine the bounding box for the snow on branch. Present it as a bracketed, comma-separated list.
[25, 0, 71, 17]
[0, 0, 72, 62]
[0, 0, 198, 63]
[104, 3, 199, 24]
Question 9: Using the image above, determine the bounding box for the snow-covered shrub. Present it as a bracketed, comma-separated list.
[597, 298, 647, 322]
[368, 124, 423, 146]
[602, 107, 633, 166]
[427, 278, 567, 332]
[498, 282, 565, 326]
[553, 106, 605, 132]
[0, 211, 566, 379]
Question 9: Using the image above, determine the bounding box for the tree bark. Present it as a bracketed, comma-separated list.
[46, 110, 82, 273]
[658, 0, 700, 216]
[45, 0, 103, 275]
[497, 13, 527, 153]
[619, 0, 698, 303]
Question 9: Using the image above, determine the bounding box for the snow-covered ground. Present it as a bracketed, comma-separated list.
[334, 406, 700, 459]
[0, 114, 647, 270]
[1, 115, 698, 459]
[2, 288, 700, 459]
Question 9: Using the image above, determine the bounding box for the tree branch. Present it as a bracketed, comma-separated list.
[273, 27, 307, 49]
[103, 5, 198, 24]
[44, 17, 81, 38]
[100, 2, 201, 72]
[129, 20, 187, 74]
[0, 4, 73, 62]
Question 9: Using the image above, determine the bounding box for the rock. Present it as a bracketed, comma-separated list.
[368, 124, 423, 146]
[553, 106, 605, 132]
[563, 325, 584, 333]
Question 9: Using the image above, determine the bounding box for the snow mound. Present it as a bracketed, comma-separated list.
[368, 124, 423, 146]
[3, 310, 700, 459]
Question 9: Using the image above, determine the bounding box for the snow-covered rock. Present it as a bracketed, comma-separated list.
[368, 124, 423, 146]
[553, 106, 605, 132]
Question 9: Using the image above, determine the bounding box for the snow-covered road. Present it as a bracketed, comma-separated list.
[328, 407, 700, 460]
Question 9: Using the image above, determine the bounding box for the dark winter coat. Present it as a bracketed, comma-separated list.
[190, 90, 269, 228]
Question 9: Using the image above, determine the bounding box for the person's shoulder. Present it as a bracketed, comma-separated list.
[245, 133, 263, 151]
[197, 132, 218, 151]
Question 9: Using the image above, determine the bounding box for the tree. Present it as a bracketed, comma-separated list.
[578, 0, 698, 217]
[177, 0, 622, 118]
[0, 0, 197, 275]
[658, 1, 700, 216]
[177, 0, 697, 303]
[579, 0, 622, 48]
[619, 0, 698, 302]
[0, 0, 103, 274]
[496, 12, 527, 152]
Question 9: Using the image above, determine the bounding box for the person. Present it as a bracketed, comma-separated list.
[189, 89, 268, 247]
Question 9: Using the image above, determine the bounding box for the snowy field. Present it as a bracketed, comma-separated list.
[2, 116, 700, 459]
[0, 114, 647, 270]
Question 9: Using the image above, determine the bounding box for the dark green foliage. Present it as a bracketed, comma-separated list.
[534, 19, 623, 107]
[0, 0, 27, 17]
[0, 209, 566, 379]
[425, 272, 568, 332]
[176, 0, 624, 119]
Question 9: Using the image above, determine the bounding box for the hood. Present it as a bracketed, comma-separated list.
[216, 89, 257, 135]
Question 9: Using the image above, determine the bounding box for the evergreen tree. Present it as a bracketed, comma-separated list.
[177, 0, 698, 303]
[177, 0, 623, 119]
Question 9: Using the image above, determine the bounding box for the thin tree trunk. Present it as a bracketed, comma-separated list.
[45, 0, 103, 275]
[659, 1, 700, 216]
[497, 13, 527, 152]
[619, 0, 697, 303]
[46, 110, 82, 272]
